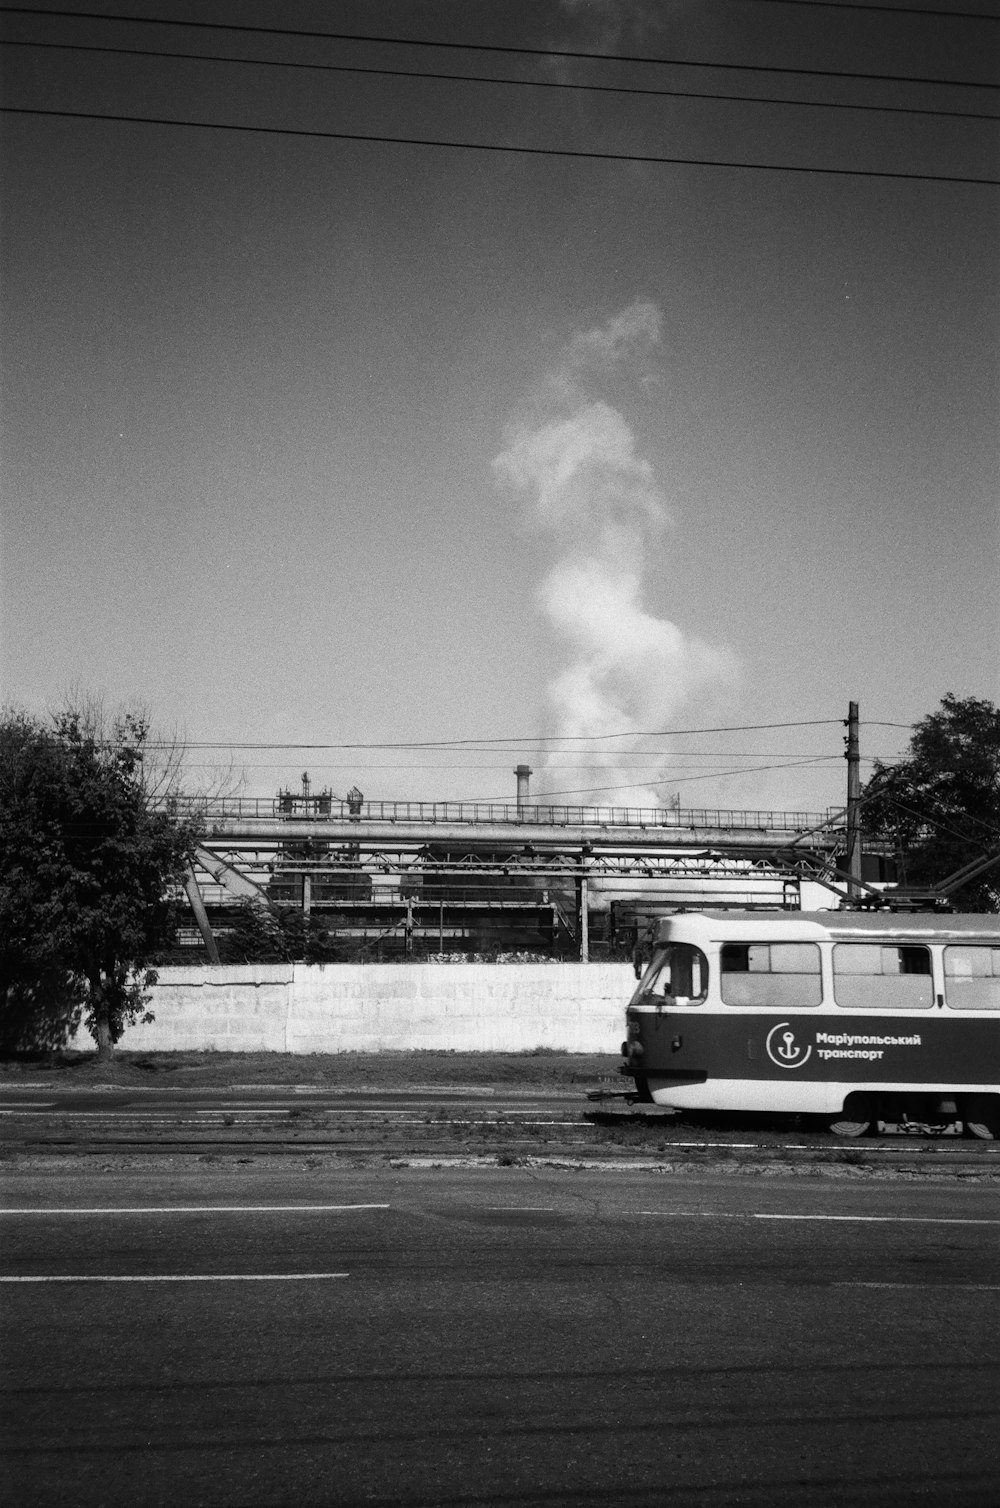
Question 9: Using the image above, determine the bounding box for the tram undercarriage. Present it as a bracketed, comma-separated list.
[624, 1072, 1000, 1139]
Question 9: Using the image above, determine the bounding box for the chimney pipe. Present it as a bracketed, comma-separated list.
[514, 764, 532, 815]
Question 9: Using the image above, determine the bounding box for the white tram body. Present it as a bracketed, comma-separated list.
[622, 911, 1000, 1135]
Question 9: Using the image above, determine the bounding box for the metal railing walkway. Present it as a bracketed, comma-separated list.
[170, 795, 843, 835]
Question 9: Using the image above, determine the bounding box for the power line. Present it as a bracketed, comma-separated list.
[179, 754, 855, 765]
[875, 793, 1000, 845]
[143, 720, 845, 752]
[734, 0, 999, 18]
[506, 757, 836, 800]
[179, 756, 883, 772]
[3, 106, 995, 184]
[4, 38, 995, 123]
[269, 755, 847, 765]
[2, 9, 997, 90]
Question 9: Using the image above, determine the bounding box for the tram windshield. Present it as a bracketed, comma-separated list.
[641, 944, 708, 1004]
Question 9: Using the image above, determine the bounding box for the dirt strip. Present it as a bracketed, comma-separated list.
[0, 1049, 617, 1092]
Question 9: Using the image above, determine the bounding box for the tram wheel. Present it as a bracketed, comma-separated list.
[827, 1116, 872, 1138]
[962, 1097, 1000, 1140]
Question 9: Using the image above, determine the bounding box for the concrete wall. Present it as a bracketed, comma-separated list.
[68, 963, 636, 1054]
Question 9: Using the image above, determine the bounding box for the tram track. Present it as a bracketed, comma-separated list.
[2, 1103, 998, 1175]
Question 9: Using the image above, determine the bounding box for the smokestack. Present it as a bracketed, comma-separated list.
[514, 764, 532, 815]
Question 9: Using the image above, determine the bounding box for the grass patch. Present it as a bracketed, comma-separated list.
[0, 1049, 620, 1092]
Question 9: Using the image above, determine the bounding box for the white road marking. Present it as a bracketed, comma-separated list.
[2, 1110, 291, 1119]
[484, 1206, 556, 1212]
[835, 1282, 1000, 1291]
[0, 1204, 390, 1216]
[636, 1211, 1000, 1225]
[0, 1273, 349, 1283]
[193, 1115, 588, 1125]
[195, 1108, 292, 1115]
[3, 1111, 215, 1119]
[757, 1213, 1000, 1225]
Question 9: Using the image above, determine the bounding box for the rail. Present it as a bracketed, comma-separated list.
[169, 795, 844, 834]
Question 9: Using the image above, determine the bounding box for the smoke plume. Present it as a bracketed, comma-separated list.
[494, 299, 736, 806]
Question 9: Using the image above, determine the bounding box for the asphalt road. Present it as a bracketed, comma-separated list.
[2, 1164, 999, 1508]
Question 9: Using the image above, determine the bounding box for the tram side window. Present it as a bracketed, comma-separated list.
[944, 946, 1000, 1011]
[644, 944, 708, 1004]
[833, 944, 933, 1010]
[720, 942, 821, 1007]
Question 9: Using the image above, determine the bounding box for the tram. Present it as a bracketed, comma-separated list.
[621, 910, 1000, 1137]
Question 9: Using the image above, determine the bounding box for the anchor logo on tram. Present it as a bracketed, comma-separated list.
[765, 1022, 812, 1069]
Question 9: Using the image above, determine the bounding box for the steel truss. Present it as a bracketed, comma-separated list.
[176, 804, 861, 960]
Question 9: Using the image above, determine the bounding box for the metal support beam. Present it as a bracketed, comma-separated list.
[193, 846, 268, 900]
[182, 864, 221, 965]
[845, 701, 862, 903]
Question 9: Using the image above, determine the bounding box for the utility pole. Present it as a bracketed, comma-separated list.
[845, 700, 862, 903]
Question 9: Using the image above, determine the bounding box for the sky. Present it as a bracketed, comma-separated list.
[1, 0, 998, 816]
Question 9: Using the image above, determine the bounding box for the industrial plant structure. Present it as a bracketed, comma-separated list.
[174, 767, 885, 964]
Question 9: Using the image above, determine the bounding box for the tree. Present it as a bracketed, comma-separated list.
[0, 713, 88, 1051]
[0, 704, 201, 1056]
[861, 694, 1000, 911]
[218, 900, 346, 964]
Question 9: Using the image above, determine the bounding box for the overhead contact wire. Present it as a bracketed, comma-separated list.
[2, 8, 997, 90]
[3, 40, 996, 122]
